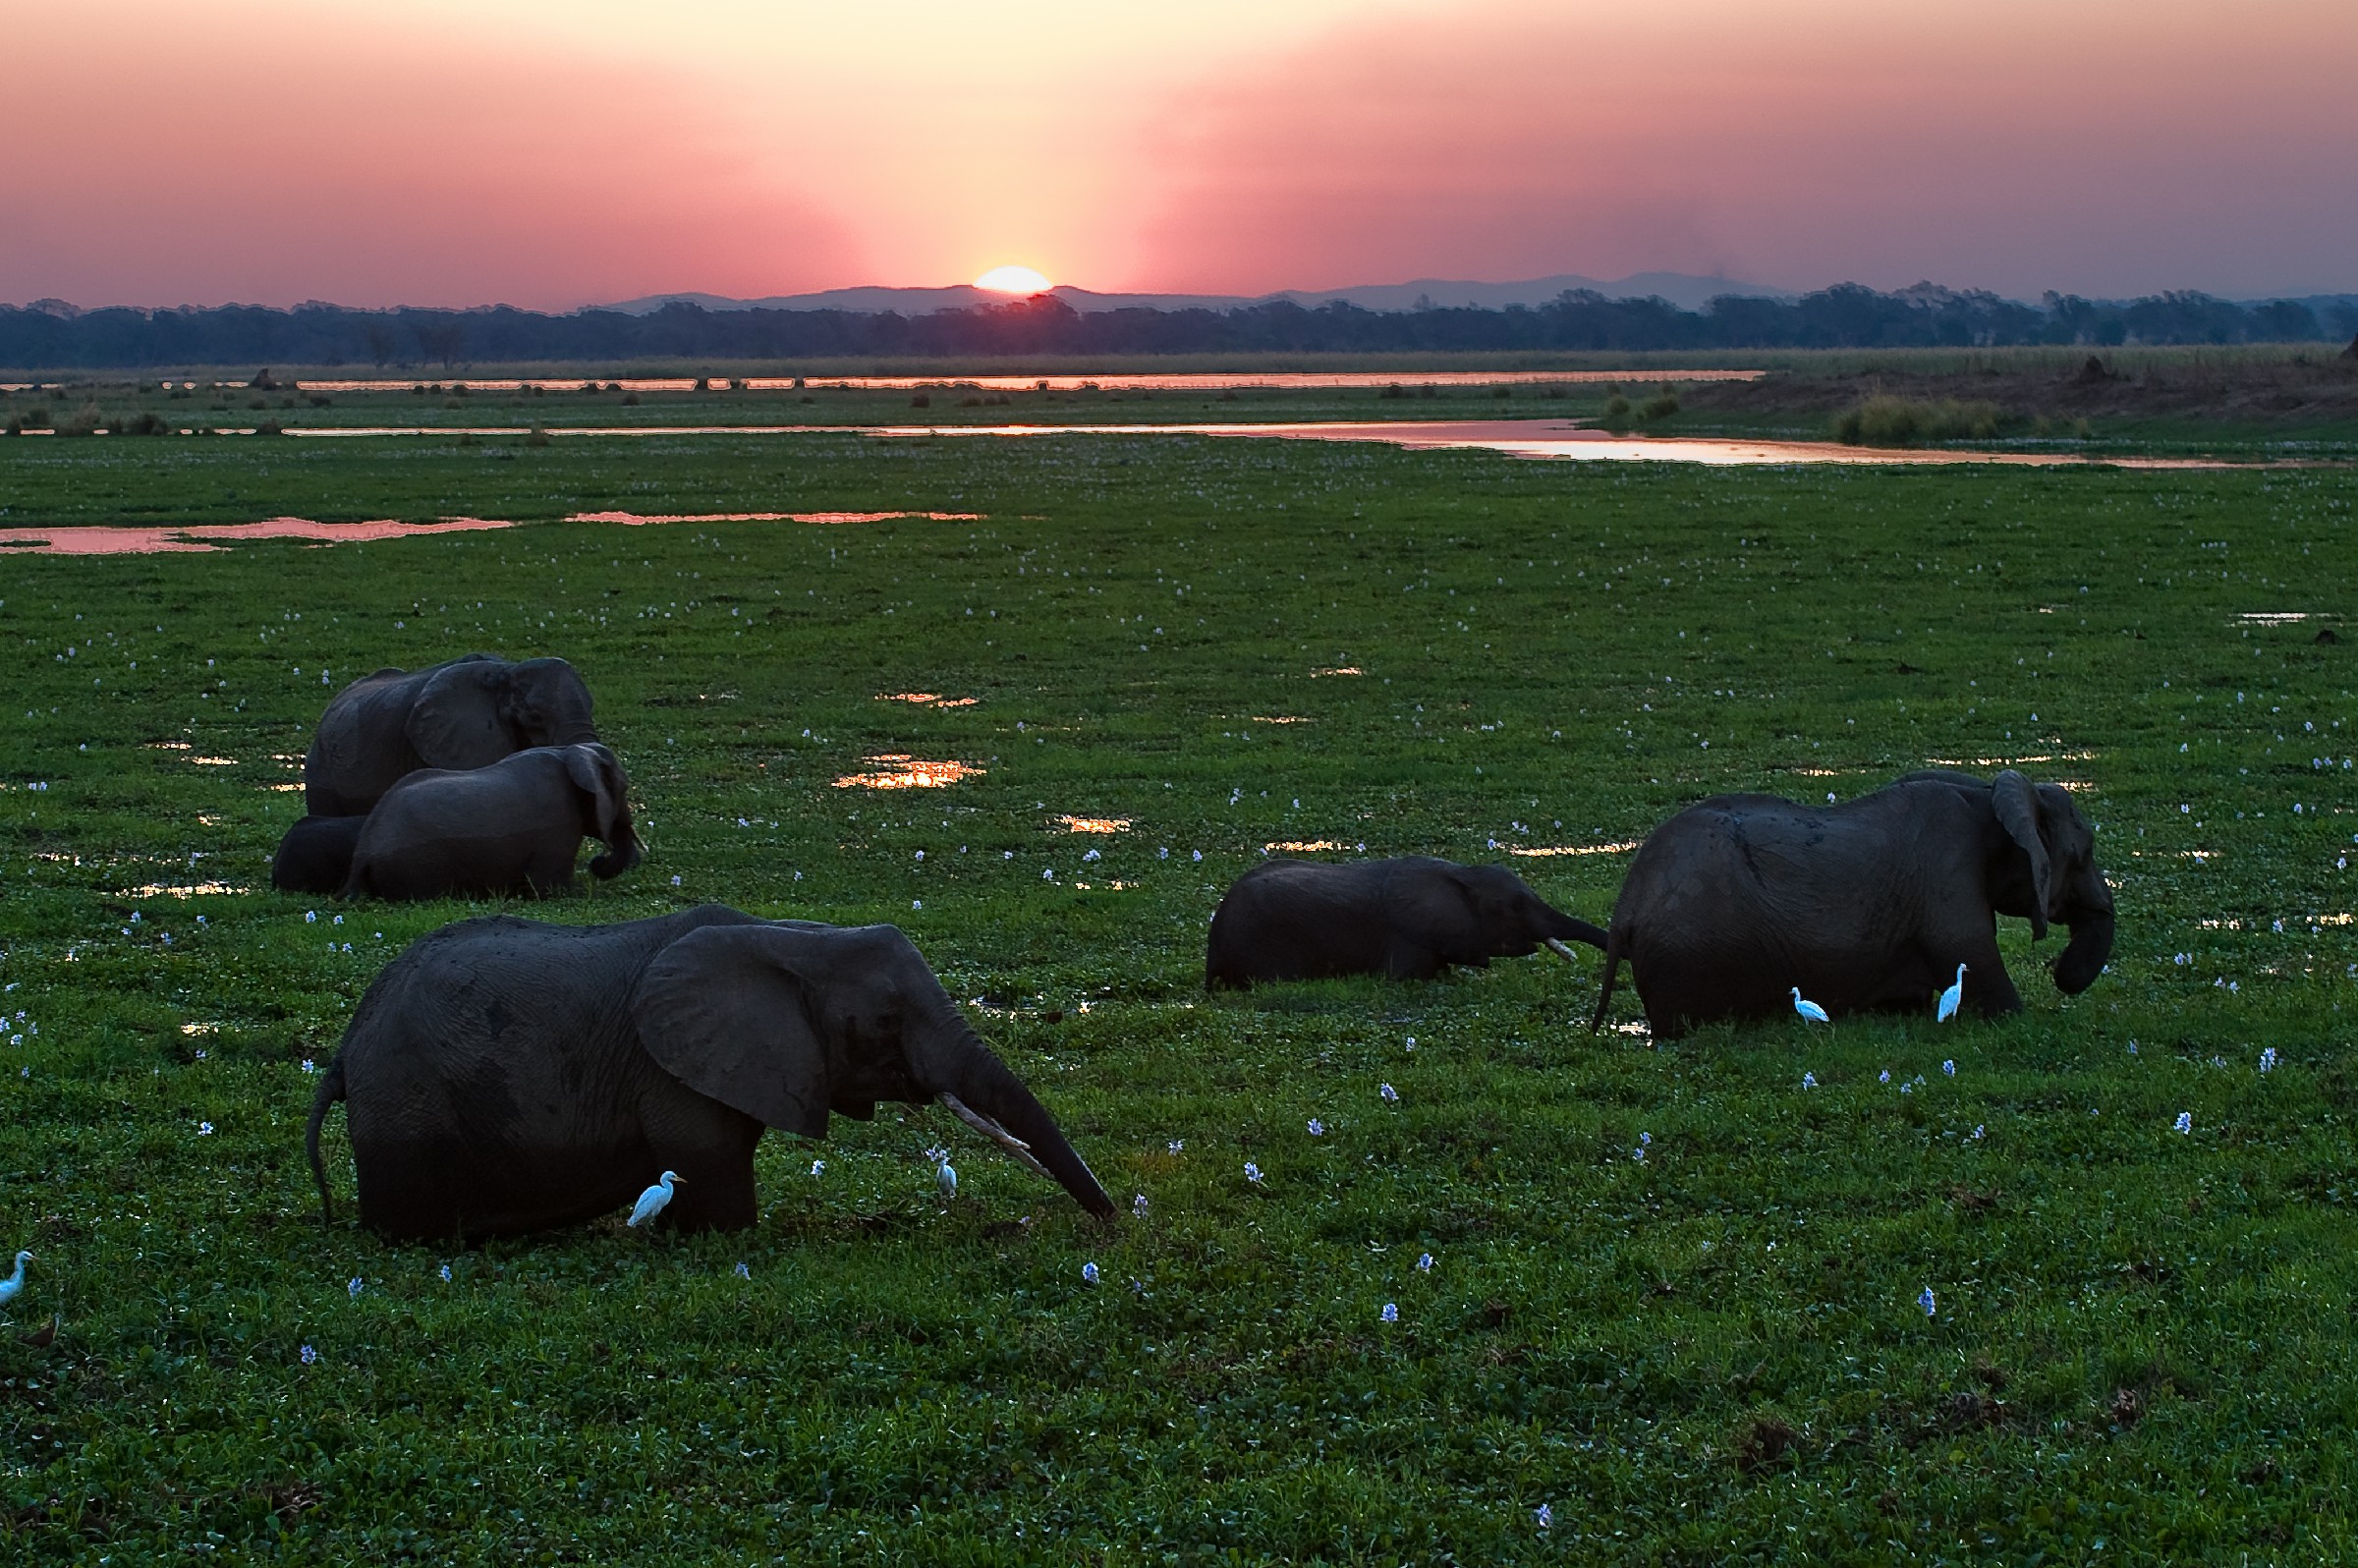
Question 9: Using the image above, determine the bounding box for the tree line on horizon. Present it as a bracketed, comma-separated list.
[2, 283, 2352, 370]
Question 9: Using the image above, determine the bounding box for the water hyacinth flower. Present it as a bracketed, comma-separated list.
[735, 1262, 751, 1279]
[1307, 1118, 1324, 1136]
[305, 911, 317, 924]
[300, 1344, 317, 1366]
[1942, 1060, 1956, 1076]
[1879, 1069, 1890, 1084]
[1801, 1071, 1818, 1089]
[1133, 1194, 1150, 1218]
[1380, 1302, 1399, 1322]
[348, 1277, 364, 1298]
[2175, 1111, 2193, 1135]
[1081, 1261, 1099, 1285]
[1919, 1286, 1937, 1317]
[1536, 1503, 1552, 1530]
[439, 1263, 452, 1282]
[197, 1121, 213, 1135]
[810, 1159, 825, 1176]
[1379, 1083, 1399, 1103]
[1973, 1124, 1986, 1140]
[1418, 1253, 1433, 1272]
[2260, 1047, 2278, 1073]
[1244, 1161, 1263, 1184]
[1167, 1140, 1184, 1154]
[301, 1058, 315, 1074]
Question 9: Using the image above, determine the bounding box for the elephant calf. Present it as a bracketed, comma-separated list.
[1207, 856, 1606, 987]
[307, 905, 1115, 1240]
[1593, 768, 2115, 1039]
[344, 742, 642, 901]
[271, 814, 367, 895]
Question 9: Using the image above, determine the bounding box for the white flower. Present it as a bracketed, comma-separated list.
[1918, 1286, 1937, 1316]
[2175, 1111, 2193, 1134]
[305, 911, 316, 924]
[1042, 868, 1054, 880]
[1244, 1161, 1263, 1184]
[1801, 1071, 1817, 1089]
[332, 914, 343, 925]
[1632, 1146, 1646, 1161]
[1536, 1503, 1551, 1530]
[1972, 1124, 1985, 1140]
[735, 1262, 752, 1279]
[1942, 1059, 1956, 1076]
[810, 1159, 825, 1175]
[1081, 1261, 1099, 1284]
[1379, 1083, 1399, 1102]
[1191, 850, 1202, 862]
[301, 1058, 315, 1073]
[300, 1344, 317, 1365]
[1417, 1253, 1433, 1272]
[1167, 1139, 1184, 1154]
[348, 1277, 364, 1298]
[197, 1120, 213, 1135]
[671, 875, 682, 886]
[1083, 848, 1100, 862]
[1307, 1118, 1324, 1136]
[1379, 1302, 1398, 1322]
[1133, 1194, 1149, 1217]
[1879, 1069, 1890, 1084]
[912, 900, 922, 910]
[1639, 1131, 1651, 1145]
[2260, 1047, 2278, 1073]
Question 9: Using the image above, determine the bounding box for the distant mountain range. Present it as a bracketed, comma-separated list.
[601, 271, 1797, 317]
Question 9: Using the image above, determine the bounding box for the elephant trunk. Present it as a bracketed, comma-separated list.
[590, 823, 644, 879]
[1540, 906, 1610, 952]
[2051, 902, 2114, 995]
[932, 1028, 1115, 1219]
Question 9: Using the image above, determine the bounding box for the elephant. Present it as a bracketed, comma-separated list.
[1206, 856, 1607, 987]
[270, 814, 366, 895]
[305, 905, 1116, 1240]
[343, 743, 641, 901]
[1590, 768, 2115, 1039]
[305, 654, 599, 816]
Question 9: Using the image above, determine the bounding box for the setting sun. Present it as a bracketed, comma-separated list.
[974, 263, 1053, 294]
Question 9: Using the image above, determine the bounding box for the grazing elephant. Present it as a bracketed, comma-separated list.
[1591, 768, 2114, 1039]
[305, 906, 1116, 1240]
[343, 743, 641, 901]
[1206, 856, 1607, 987]
[305, 654, 599, 816]
[271, 814, 366, 895]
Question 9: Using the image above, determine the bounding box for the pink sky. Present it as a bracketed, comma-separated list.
[5, 0, 2352, 309]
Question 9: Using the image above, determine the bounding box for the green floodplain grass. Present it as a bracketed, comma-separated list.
[0, 428, 2355, 1560]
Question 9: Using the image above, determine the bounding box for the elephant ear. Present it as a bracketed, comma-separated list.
[631, 925, 829, 1137]
[1991, 769, 2050, 940]
[405, 661, 515, 770]
[564, 744, 624, 843]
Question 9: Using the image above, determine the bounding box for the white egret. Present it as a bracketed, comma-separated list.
[627, 1171, 683, 1227]
[0, 1250, 28, 1311]
[937, 1159, 957, 1200]
[1791, 987, 1830, 1024]
[1936, 964, 1968, 1022]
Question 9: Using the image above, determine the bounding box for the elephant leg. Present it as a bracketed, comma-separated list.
[637, 1083, 766, 1233]
[1382, 935, 1445, 980]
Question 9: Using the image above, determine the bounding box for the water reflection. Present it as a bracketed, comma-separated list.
[831, 756, 984, 790]
[0, 517, 513, 555]
[1055, 815, 1131, 834]
[572, 510, 983, 526]
[291, 369, 1755, 395]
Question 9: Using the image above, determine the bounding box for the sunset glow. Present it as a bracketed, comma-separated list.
[974, 265, 1054, 294]
[1, 0, 2352, 308]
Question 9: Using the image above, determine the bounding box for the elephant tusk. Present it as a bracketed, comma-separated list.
[938, 1092, 1055, 1181]
[1544, 938, 1582, 962]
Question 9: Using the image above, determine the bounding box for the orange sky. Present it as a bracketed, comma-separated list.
[4, 0, 2353, 308]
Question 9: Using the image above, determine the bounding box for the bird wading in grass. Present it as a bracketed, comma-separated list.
[0, 1251, 29, 1312]
[628, 1171, 683, 1228]
[1937, 963, 1968, 1022]
[1791, 987, 1830, 1024]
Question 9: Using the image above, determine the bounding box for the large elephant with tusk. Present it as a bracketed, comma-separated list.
[1206, 856, 1607, 987]
[1590, 768, 2115, 1039]
[307, 906, 1114, 1240]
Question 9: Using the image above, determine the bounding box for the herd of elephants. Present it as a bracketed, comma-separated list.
[285, 652, 2116, 1245]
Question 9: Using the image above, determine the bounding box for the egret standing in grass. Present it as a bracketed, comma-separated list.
[627, 1171, 682, 1228]
[1937, 963, 1968, 1023]
[0, 1250, 28, 1313]
[1791, 987, 1830, 1024]
[937, 1158, 957, 1200]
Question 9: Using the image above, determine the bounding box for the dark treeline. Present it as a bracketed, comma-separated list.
[4, 283, 2353, 370]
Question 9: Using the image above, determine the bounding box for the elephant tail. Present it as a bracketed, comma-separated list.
[306, 1056, 347, 1226]
[1588, 925, 1626, 1034]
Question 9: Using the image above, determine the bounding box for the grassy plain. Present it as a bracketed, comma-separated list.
[1, 428, 2356, 1561]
